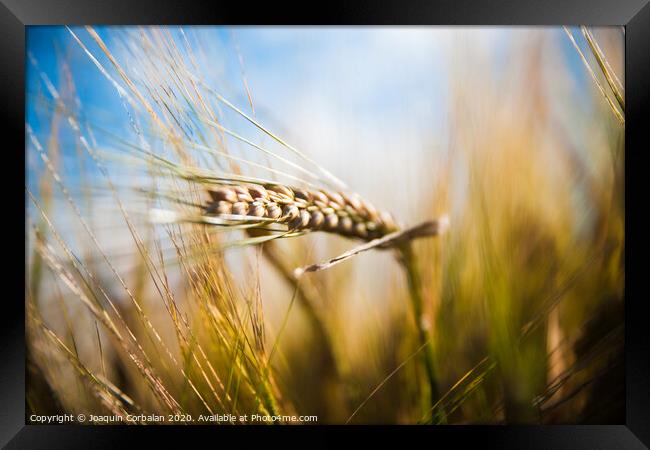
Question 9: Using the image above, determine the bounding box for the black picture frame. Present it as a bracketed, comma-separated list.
[4, 0, 649, 448]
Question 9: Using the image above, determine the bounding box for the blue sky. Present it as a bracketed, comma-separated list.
[26, 26, 596, 132]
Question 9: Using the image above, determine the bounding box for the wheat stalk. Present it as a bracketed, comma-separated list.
[201, 181, 445, 416]
[201, 180, 448, 415]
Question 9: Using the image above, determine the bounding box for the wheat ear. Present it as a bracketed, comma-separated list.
[204, 183, 398, 241]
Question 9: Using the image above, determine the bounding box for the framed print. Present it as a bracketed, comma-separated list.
[2, 0, 649, 447]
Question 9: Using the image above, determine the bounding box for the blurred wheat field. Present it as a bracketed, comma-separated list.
[25, 26, 624, 424]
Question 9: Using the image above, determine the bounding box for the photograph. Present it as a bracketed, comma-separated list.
[25, 25, 625, 425]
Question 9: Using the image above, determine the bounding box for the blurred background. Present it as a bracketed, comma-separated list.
[26, 26, 624, 424]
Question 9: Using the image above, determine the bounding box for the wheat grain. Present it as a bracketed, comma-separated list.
[205, 183, 399, 241]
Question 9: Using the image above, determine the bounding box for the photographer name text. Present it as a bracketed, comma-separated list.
[29, 413, 318, 424]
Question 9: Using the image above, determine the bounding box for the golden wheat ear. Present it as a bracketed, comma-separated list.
[203, 183, 399, 241]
